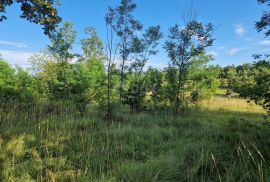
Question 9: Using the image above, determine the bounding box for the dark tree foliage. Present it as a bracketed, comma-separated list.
[251, 56, 270, 114]
[256, 0, 270, 36]
[0, 0, 61, 36]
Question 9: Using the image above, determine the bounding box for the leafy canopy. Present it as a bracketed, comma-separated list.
[0, 0, 61, 36]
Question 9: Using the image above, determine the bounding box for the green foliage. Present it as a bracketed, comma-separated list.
[256, 0, 270, 37]
[233, 64, 255, 97]
[145, 67, 166, 111]
[222, 65, 237, 88]
[48, 21, 77, 60]
[124, 26, 163, 112]
[225, 56, 270, 114]
[30, 56, 107, 114]
[188, 54, 220, 102]
[0, 60, 16, 106]
[0, 60, 34, 110]
[164, 20, 214, 113]
[250, 59, 270, 113]
[106, 0, 143, 100]
[81, 27, 104, 60]
[0, 0, 61, 36]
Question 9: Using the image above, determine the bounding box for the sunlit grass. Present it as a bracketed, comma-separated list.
[200, 96, 266, 114]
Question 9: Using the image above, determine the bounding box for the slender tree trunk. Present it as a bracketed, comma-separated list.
[119, 54, 125, 101]
[174, 62, 185, 115]
[107, 65, 112, 120]
[105, 24, 114, 120]
[174, 69, 181, 114]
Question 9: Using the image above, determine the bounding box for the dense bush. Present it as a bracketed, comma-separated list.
[0, 60, 34, 110]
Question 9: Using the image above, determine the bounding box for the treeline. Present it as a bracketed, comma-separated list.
[0, 0, 217, 119]
[0, 52, 220, 115]
[0, 0, 270, 118]
[218, 55, 270, 113]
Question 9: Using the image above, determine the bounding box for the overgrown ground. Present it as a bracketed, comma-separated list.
[0, 92, 270, 181]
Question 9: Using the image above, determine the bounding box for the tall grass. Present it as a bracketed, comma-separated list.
[0, 95, 269, 181]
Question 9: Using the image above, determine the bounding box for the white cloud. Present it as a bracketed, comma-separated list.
[218, 46, 225, 50]
[259, 40, 270, 46]
[0, 40, 28, 48]
[235, 25, 246, 37]
[226, 48, 242, 56]
[0, 50, 35, 68]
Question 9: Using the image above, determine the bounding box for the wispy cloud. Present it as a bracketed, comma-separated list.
[207, 51, 219, 57]
[0, 40, 28, 48]
[226, 48, 242, 56]
[259, 40, 270, 46]
[0, 50, 35, 68]
[235, 25, 246, 37]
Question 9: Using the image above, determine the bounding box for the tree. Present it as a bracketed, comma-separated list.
[145, 67, 165, 112]
[223, 65, 237, 88]
[0, 60, 34, 110]
[130, 26, 163, 78]
[233, 64, 255, 97]
[125, 26, 163, 112]
[256, 0, 270, 37]
[250, 56, 270, 114]
[253, 0, 270, 113]
[46, 22, 77, 100]
[0, 60, 15, 96]
[188, 53, 220, 102]
[164, 18, 214, 113]
[81, 27, 104, 60]
[48, 21, 76, 61]
[0, 0, 61, 37]
[105, 7, 118, 119]
[107, 0, 142, 100]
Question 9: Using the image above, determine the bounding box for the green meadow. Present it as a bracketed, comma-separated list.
[1, 92, 269, 182]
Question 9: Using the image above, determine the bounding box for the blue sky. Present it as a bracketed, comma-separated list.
[0, 0, 269, 69]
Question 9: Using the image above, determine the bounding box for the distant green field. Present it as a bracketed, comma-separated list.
[0, 95, 269, 181]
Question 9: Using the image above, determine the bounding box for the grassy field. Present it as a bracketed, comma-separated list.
[0, 93, 270, 181]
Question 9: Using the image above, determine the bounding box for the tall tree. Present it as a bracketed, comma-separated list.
[47, 22, 76, 98]
[250, 1, 270, 113]
[105, 8, 117, 120]
[130, 26, 163, 79]
[107, 0, 142, 100]
[81, 27, 104, 60]
[48, 21, 76, 62]
[126, 26, 163, 112]
[164, 18, 214, 114]
[145, 67, 165, 112]
[0, 0, 61, 36]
